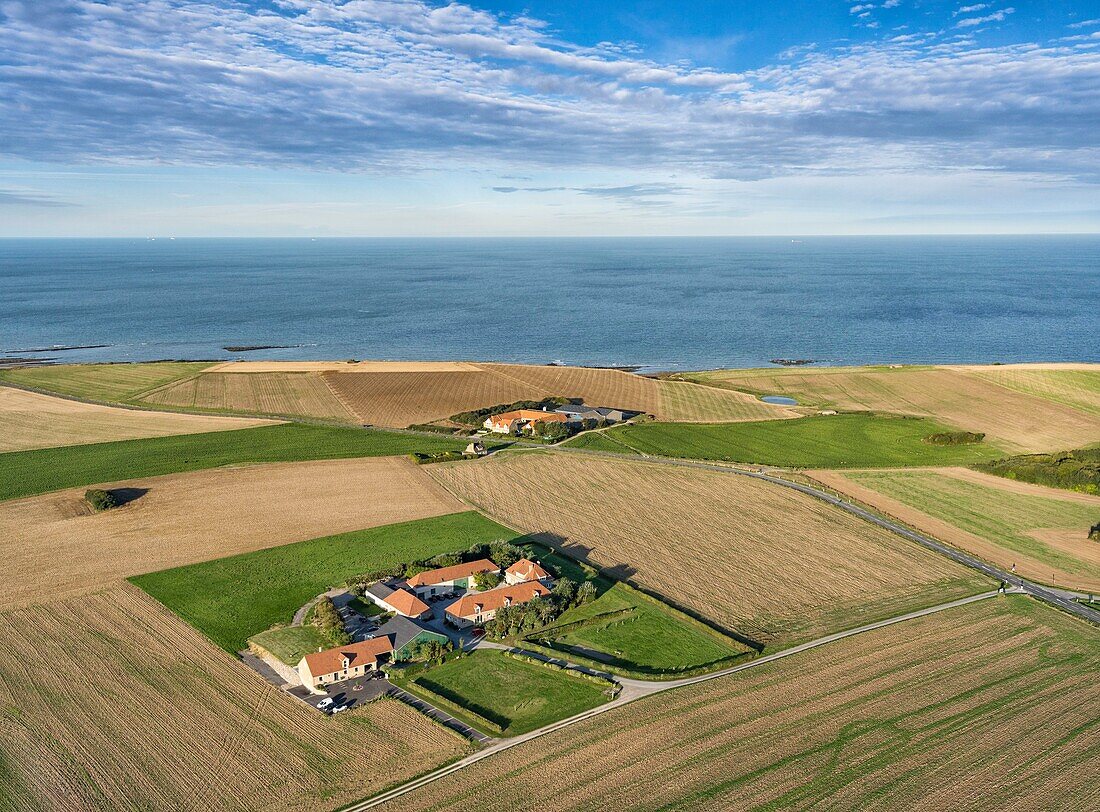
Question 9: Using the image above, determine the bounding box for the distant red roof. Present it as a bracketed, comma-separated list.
[506, 558, 551, 583]
[383, 588, 431, 617]
[445, 581, 550, 619]
[301, 637, 393, 677]
[406, 559, 500, 587]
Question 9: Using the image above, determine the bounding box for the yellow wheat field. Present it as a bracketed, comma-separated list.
[0, 457, 467, 608]
[686, 364, 1100, 452]
[387, 597, 1099, 812]
[427, 452, 987, 645]
[0, 584, 467, 811]
[0, 386, 276, 452]
[142, 370, 357, 421]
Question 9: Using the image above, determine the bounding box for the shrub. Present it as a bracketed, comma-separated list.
[473, 571, 502, 591]
[924, 431, 986, 446]
[84, 488, 120, 512]
[312, 596, 351, 647]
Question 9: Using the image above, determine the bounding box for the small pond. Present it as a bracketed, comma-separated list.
[761, 395, 799, 406]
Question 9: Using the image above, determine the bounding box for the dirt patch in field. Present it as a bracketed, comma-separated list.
[0, 584, 467, 811]
[934, 466, 1100, 505]
[391, 597, 1100, 812]
[0, 457, 467, 608]
[0, 386, 277, 452]
[427, 452, 984, 645]
[1025, 528, 1100, 568]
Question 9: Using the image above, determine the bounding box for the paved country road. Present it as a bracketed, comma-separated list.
[553, 447, 1100, 627]
[342, 590, 1002, 810]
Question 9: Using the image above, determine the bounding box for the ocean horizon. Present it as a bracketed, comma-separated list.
[3, 235, 1098, 372]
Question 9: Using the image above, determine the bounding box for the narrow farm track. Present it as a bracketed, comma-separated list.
[345, 591, 1002, 810]
[555, 447, 1100, 626]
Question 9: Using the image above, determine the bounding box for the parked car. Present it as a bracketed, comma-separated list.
[317, 697, 334, 711]
[331, 704, 349, 714]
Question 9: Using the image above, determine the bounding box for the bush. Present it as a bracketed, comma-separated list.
[925, 431, 986, 446]
[473, 571, 502, 591]
[84, 488, 120, 511]
[1090, 523, 1100, 542]
[311, 596, 351, 647]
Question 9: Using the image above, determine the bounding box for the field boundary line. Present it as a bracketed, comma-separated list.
[340, 590, 1001, 811]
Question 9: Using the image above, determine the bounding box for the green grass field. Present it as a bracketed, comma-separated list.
[131, 511, 514, 652]
[534, 582, 750, 674]
[408, 650, 609, 735]
[844, 470, 1100, 578]
[0, 422, 479, 502]
[567, 413, 1003, 468]
[0, 362, 212, 402]
[248, 625, 329, 665]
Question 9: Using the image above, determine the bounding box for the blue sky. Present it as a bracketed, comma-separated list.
[1, 0, 1099, 236]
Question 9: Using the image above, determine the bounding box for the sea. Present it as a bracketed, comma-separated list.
[2, 236, 1098, 372]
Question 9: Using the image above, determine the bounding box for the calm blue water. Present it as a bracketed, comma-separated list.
[2, 237, 1097, 371]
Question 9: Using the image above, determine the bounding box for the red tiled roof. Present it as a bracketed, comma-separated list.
[494, 410, 567, 424]
[406, 559, 500, 587]
[445, 581, 550, 619]
[302, 637, 393, 677]
[383, 588, 431, 617]
[506, 558, 551, 582]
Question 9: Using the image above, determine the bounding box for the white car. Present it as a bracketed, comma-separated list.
[316, 697, 334, 711]
[331, 704, 349, 714]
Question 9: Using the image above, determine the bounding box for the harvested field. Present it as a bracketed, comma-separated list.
[427, 452, 988, 646]
[0, 361, 211, 402]
[207, 360, 483, 373]
[965, 364, 1100, 417]
[324, 368, 536, 426]
[683, 364, 1100, 452]
[811, 467, 1100, 592]
[0, 584, 466, 811]
[0, 457, 465, 609]
[388, 597, 1100, 812]
[0, 385, 274, 452]
[142, 371, 357, 421]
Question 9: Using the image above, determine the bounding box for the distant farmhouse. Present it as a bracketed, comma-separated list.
[406, 559, 500, 598]
[363, 582, 431, 619]
[445, 581, 551, 627]
[298, 636, 393, 691]
[485, 404, 636, 434]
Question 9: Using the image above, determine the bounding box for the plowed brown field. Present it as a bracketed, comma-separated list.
[0, 457, 465, 608]
[142, 371, 356, 421]
[683, 364, 1100, 452]
[387, 597, 1099, 812]
[0, 386, 275, 452]
[0, 584, 466, 811]
[426, 452, 987, 645]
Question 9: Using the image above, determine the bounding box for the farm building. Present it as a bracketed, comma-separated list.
[364, 582, 432, 619]
[445, 581, 551, 627]
[484, 409, 568, 434]
[554, 405, 635, 424]
[297, 637, 394, 692]
[405, 559, 501, 597]
[504, 558, 553, 585]
[464, 441, 487, 456]
[375, 615, 450, 662]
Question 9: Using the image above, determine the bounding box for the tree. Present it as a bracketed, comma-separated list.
[552, 577, 577, 606]
[576, 581, 597, 605]
[473, 571, 502, 591]
[534, 420, 569, 441]
[84, 488, 120, 512]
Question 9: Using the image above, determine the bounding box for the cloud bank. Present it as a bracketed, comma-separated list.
[1, 0, 1098, 184]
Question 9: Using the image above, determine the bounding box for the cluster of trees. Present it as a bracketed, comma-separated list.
[924, 431, 986, 446]
[84, 488, 121, 512]
[406, 638, 452, 665]
[312, 596, 352, 647]
[347, 539, 529, 590]
[483, 577, 597, 639]
[975, 447, 1100, 495]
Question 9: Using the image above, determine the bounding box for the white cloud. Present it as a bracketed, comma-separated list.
[956, 8, 1015, 28]
[954, 4, 990, 16]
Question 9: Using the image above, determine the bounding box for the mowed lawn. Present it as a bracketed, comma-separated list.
[249, 625, 329, 665]
[0, 361, 212, 402]
[390, 597, 1100, 810]
[131, 512, 515, 652]
[536, 583, 750, 674]
[0, 422, 478, 501]
[409, 650, 609, 735]
[568, 413, 1003, 467]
